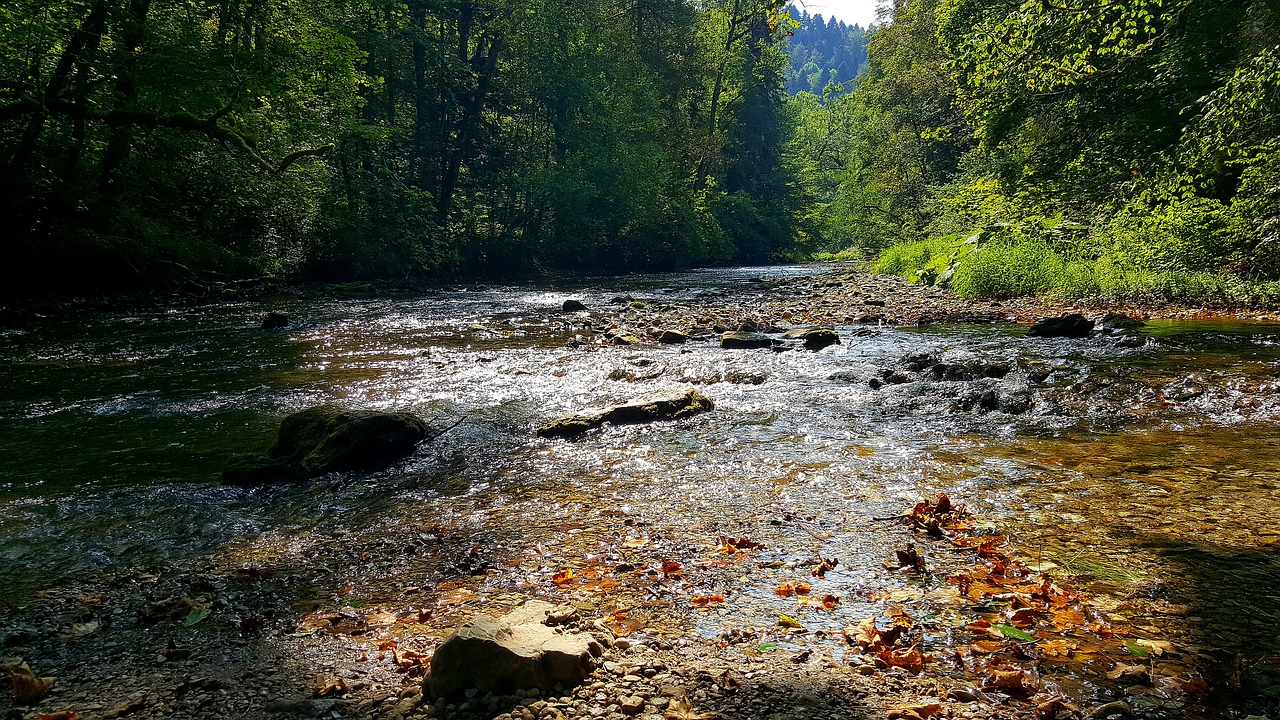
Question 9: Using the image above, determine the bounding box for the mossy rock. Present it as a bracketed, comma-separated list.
[538, 390, 713, 439]
[223, 405, 428, 485]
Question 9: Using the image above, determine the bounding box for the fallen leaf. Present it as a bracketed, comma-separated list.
[820, 594, 840, 610]
[774, 583, 795, 597]
[665, 692, 717, 720]
[992, 624, 1035, 642]
[662, 561, 682, 576]
[812, 556, 839, 577]
[794, 582, 812, 595]
[9, 662, 56, 704]
[314, 676, 349, 697]
[1134, 638, 1175, 657]
[777, 614, 804, 629]
[66, 621, 100, 638]
[182, 607, 211, 627]
[690, 595, 725, 607]
[551, 569, 575, 585]
[985, 668, 1032, 693]
[878, 646, 927, 671]
[1106, 664, 1149, 683]
[38, 713, 78, 720]
[887, 703, 942, 720]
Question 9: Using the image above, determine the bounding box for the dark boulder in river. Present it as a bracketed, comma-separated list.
[538, 389, 713, 438]
[223, 405, 429, 485]
[562, 299, 588, 312]
[1027, 313, 1094, 339]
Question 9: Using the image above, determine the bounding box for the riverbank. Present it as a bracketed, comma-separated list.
[3, 264, 1278, 720]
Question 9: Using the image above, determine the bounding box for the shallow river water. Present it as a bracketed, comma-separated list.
[2, 266, 1278, 716]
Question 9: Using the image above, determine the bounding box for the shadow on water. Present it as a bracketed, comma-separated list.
[1138, 535, 1280, 717]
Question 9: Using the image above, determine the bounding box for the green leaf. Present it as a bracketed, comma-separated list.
[993, 624, 1035, 641]
[1124, 640, 1150, 659]
[757, 642, 780, 652]
[183, 607, 211, 627]
[777, 614, 804, 629]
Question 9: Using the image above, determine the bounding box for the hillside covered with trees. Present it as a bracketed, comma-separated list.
[0, 0, 802, 296]
[783, 7, 868, 96]
[797, 0, 1280, 303]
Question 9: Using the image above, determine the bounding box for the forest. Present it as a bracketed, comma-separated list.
[2, 0, 1279, 303]
[801, 0, 1280, 303]
[0, 0, 801, 296]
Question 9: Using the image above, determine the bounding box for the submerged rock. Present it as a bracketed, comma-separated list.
[1027, 313, 1094, 338]
[261, 312, 290, 329]
[223, 405, 429, 485]
[657, 329, 687, 344]
[537, 389, 713, 438]
[425, 600, 602, 698]
[782, 326, 840, 351]
[720, 331, 777, 349]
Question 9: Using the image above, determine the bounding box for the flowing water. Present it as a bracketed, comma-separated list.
[2, 266, 1278, 715]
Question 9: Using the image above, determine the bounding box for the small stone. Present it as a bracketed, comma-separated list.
[619, 696, 645, 715]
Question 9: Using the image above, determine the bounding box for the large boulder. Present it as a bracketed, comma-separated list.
[1027, 314, 1094, 339]
[223, 405, 429, 485]
[538, 389, 713, 438]
[425, 601, 602, 698]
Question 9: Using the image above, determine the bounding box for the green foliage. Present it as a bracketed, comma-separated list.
[814, 0, 1280, 304]
[0, 0, 806, 296]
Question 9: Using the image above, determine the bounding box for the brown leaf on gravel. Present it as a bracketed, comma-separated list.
[984, 668, 1034, 694]
[887, 704, 942, 720]
[715, 536, 764, 553]
[1106, 664, 1149, 684]
[314, 676, 349, 697]
[811, 556, 838, 577]
[793, 581, 812, 595]
[878, 646, 927, 671]
[774, 582, 795, 597]
[664, 692, 718, 720]
[8, 662, 55, 705]
[1036, 696, 1079, 719]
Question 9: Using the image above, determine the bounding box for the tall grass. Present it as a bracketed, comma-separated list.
[876, 234, 1280, 306]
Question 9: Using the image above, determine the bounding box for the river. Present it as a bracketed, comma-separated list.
[1, 265, 1277, 718]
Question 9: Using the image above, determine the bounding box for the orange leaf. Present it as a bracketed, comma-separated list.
[820, 594, 840, 610]
[551, 570, 574, 585]
[888, 703, 942, 720]
[794, 582, 812, 596]
[691, 595, 725, 607]
[38, 714, 78, 720]
[774, 583, 795, 597]
[662, 560, 683, 575]
[878, 647, 927, 671]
